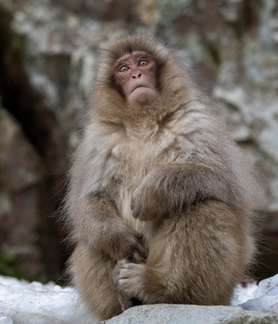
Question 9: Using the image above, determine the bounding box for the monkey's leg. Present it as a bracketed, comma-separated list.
[69, 242, 124, 321]
[113, 201, 250, 306]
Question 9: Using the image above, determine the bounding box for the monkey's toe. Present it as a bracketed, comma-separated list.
[113, 260, 146, 298]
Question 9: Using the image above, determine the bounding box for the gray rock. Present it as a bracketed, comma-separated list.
[104, 304, 278, 324]
[0, 107, 45, 277]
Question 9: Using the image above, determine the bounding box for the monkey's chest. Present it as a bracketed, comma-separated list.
[108, 143, 154, 232]
[110, 141, 157, 185]
[105, 126, 179, 186]
[107, 138, 176, 233]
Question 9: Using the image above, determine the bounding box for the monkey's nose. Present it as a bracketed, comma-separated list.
[132, 72, 141, 79]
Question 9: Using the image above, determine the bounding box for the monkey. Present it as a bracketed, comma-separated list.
[65, 35, 264, 321]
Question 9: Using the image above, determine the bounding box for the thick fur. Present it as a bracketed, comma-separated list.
[65, 35, 263, 320]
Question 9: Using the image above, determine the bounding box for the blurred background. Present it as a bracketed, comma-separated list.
[0, 0, 277, 284]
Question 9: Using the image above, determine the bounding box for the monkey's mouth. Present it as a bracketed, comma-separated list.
[131, 84, 151, 93]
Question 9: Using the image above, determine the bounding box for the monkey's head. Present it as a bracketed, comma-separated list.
[93, 35, 194, 124]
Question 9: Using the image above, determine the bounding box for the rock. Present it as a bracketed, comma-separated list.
[104, 305, 278, 324]
[0, 107, 45, 278]
[0, 108, 43, 192]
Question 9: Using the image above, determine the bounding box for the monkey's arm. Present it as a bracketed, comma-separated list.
[71, 195, 147, 262]
[131, 164, 244, 221]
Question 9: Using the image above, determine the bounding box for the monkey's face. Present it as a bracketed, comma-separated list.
[114, 51, 158, 105]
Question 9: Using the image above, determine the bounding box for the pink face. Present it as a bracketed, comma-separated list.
[114, 51, 157, 105]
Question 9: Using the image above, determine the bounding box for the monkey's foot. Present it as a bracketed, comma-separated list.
[113, 259, 145, 299]
[113, 259, 166, 303]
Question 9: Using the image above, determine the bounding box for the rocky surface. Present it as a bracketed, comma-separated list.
[0, 274, 278, 324]
[105, 305, 278, 324]
[0, 107, 44, 278]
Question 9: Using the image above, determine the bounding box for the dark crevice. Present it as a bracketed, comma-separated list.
[0, 4, 66, 282]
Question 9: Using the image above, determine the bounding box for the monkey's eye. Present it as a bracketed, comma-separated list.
[138, 59, 149, 67]
[119, 65, 129, 73]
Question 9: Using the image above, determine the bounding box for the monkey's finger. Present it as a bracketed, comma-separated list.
[131, 250, 146, 263]
[134, 232, 143, 239]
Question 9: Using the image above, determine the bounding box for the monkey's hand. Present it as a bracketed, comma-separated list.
[131, 170, 169, 221]
[82, 195, 148, 263]
[101, 227, 148, 263]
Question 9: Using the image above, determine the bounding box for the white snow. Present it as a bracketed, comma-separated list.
[0, 276, 96, 324]
[231, 280, 259, 305]
[236, 274, 278, 314]
[0, 274, 278, 323]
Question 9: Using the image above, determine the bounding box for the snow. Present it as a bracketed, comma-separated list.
[231, 280, 259, 305]
[0, 274, 277, 323]
[236, 274, 278, 314]
[0, 276, 96, 324]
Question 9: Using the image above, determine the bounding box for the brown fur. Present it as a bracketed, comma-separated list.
[65, 35, 263, 320]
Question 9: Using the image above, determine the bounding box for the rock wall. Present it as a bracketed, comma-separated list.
[0, 0, 277, 280]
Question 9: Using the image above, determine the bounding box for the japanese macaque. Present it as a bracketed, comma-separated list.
[66, 35, 263, 321]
